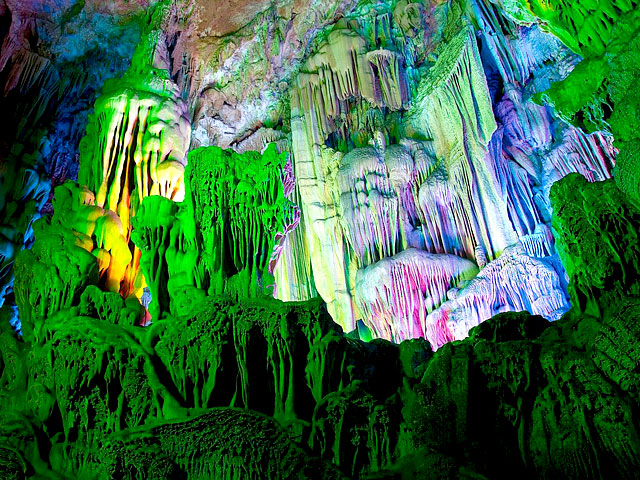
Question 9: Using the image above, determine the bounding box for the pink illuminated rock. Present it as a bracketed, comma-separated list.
[355, 248, 478, 342]
[424, 244, 570, 350]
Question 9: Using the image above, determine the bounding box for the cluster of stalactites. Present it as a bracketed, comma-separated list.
[285, 5, 620, 337]
[293, 27, 409, 144]
[469, 0, 578, 87]
[335, 145, 401, 266]
[75, 30, 191, 301]
[354, 248, 479, 342]
[186, 144, 300, 298]
[424, 244, 570, 350]
[491, 83, 617, 230]
[545, 129, 616, 188]
[415, 163, 480, 259]
[327, 137, 490, 268]
[411, 27, 515, 263]
[79, 29, 191, 220]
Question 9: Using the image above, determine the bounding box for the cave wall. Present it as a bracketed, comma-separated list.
[0, 0, 624, 347]
[1, 0, 640, 478]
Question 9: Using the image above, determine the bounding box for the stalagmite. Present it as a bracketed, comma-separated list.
[131, 195, 201, 320]
[39, 182, 139, 299]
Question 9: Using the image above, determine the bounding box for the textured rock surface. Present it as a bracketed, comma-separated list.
[3, 166, 640, 478]
[550, 174, 640, 317]
[1, 0, 640, 478]
[0, 0, 150, 326]
[0, 0, 622, 341]
[500, 0, 640, 206]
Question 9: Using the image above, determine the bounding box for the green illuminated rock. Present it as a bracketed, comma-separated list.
[131, 194, 201, 320]
[185, 144, 293, 298]
[13, 217, 99, 343]
[99, 408, 347, 480]
[3, 0, 640, 479]
[550, 174, 640, 316]
[132, 143, 296, 313]
[513, 0, 640, 205]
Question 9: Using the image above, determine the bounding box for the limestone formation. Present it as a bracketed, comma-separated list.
[2, 1, 640, 478]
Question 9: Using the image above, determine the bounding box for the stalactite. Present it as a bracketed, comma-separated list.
[285, 3, 623, 338]
[184, 144, 299, 298]
[546, 129, 616, 183]
[79, 31, 191, 214]
[488, 128, 541, 238]
[355, 248, 478, 342]
[469, 0, 579, 88]
[294, 26, 409, 146]
[366, 49, 409, 110]
[416, 163, 476, 258]
[2, 50, 59, 125]
[424, 244, 570, 350]
[518, 224, 556, 258]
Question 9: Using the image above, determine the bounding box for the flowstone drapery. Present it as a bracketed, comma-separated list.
[280, 1, 616, 341]
[132, 143, 300, 319]
[76, 29, 191, 300]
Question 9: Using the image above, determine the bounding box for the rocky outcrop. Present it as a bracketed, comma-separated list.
[400, 302, 640, 479]
[550, 174, 640, 317]
[278, 1, 617, 336]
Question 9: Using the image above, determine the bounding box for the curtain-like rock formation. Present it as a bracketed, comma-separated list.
[355, 248, 478, 342]
[283, 2, 616, 340]
[132, 143, 300, 318]
[424, 243, 570, 349]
